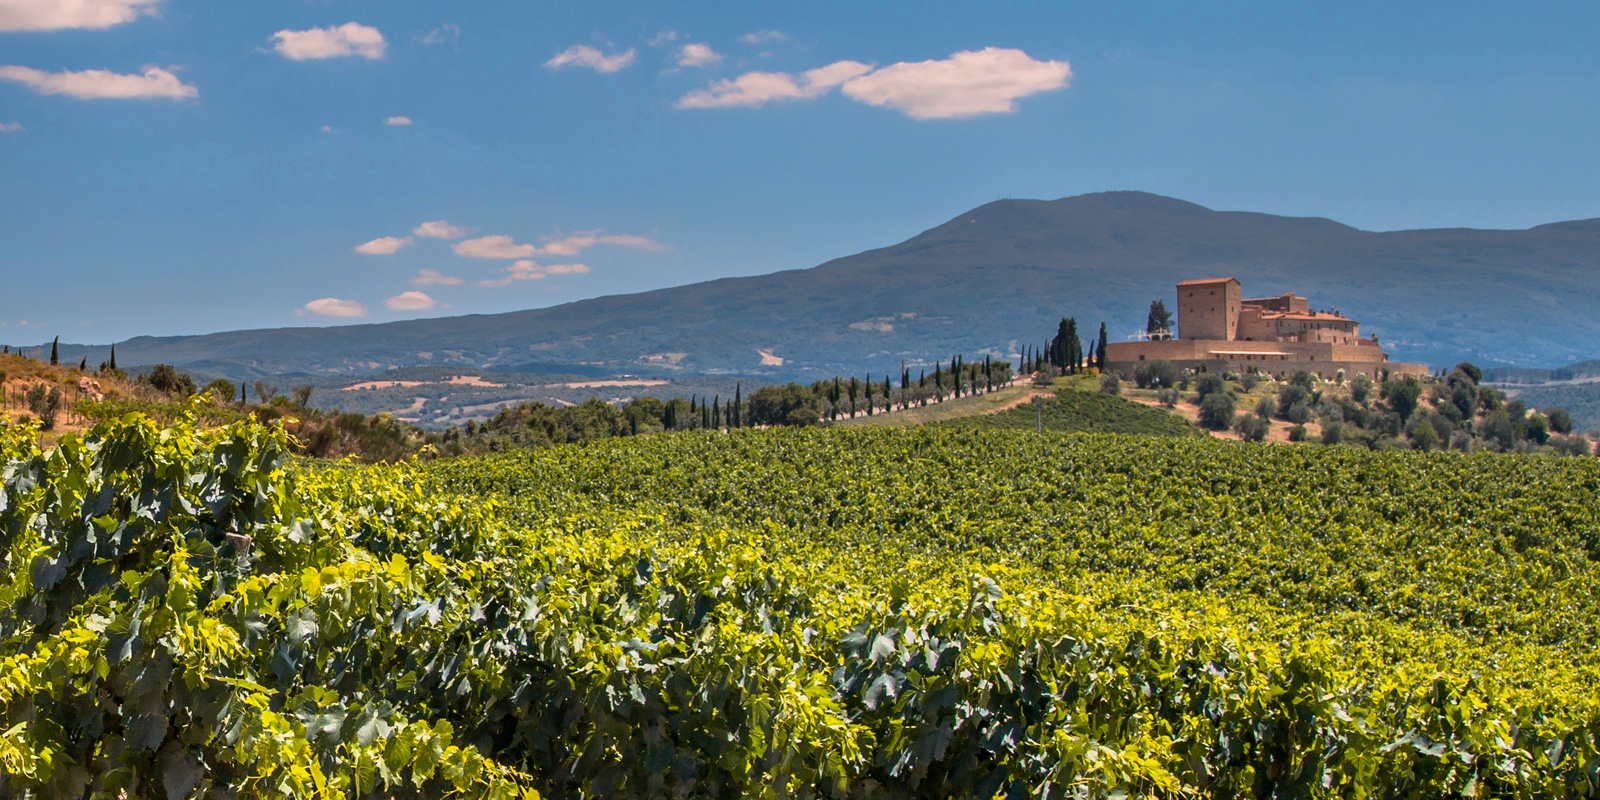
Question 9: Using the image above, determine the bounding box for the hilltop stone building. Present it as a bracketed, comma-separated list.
[1104, 277, 1428, 380]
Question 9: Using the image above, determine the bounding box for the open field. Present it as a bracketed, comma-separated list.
[835, 380, 1044, 427]
[4, 414, 1600, 797]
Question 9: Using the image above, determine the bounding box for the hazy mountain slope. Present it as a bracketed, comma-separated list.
[31, 191, 1600, 378]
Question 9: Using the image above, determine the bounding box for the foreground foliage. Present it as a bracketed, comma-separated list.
[4, 414, 1600, 797]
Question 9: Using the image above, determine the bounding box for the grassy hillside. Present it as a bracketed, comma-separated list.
[24, 191, 1600, 379]
[942, 382, 1196, 436]
[7, 417, 1599, 796]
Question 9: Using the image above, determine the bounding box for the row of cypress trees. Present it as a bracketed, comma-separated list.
[1020, 319, 1110, 375]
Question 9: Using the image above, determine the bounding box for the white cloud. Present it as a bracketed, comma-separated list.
[383, 115, 412, 126]
[539, 232, 670, 256]
[453, 235, 537, 259]
[409, 268, 463, 286]
[649, 29, 678, 46]
[455, 230, 668, 259]
[384, 290, 436, 310]
[675, 60, 873, 109]
[543, 44, 636, 73]
[840, 47, 1071, 119]
[270, 22, 387, 61]
[677, 43, 723, 68]
[412, 220, 465, 239]
[354, 235, 413, 255]
[0, 64, 197, 100]
[0, 122, 21, 133]
[303, 297, 368, 317]
[320, 125, 338, 133]
[478, 260, 589, 287]
[0, 0, 161, 32]
[738, 30, 787, 44]
[417, 23, 458, 46]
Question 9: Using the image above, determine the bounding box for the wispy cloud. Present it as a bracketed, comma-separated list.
[0, 0, 161, 32]
[0, 122, 21, 133]
[383, 115, 412, 126]
[840, 47, 1071, 119]
[543, 44, 636, 73]
[677, 48, 1070, 119]
[0, 64, 197, 100]
[385, 291, 436, 310]
[320, 124, 339, 133]
[302, 297, 367, 317]
[738, 30, 787, 44]
[409, 268, 463, 286]
[478, 260, 590, 287]
[649, 29, 678, 46]
[354, 235, 413, 255]
[677, 43, 723, 68]
[540, 232, 670, 256]
[417, 23, 459, 46]
[455, 230, 668, 259]
[412, 220, 465, 239]
[453, 235, 536, 259]
[675, 60, 872, 109]
[270, 22, 387, 61]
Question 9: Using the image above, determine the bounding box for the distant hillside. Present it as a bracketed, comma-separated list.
[22, 191, 1600, 379]
[1486, 358, 1600, 434]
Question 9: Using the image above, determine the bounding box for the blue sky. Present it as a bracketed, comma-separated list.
[3, 1, 1599, 344]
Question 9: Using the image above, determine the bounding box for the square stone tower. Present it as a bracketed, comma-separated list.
[1177, 277, 1241, 340]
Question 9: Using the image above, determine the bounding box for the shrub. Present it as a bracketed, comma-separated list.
[139, 363, 197, 397]
[1547, 408, 1574, 435]
[1284, 401, 1312, 425]
[1193, 373, 1227, 401]
[1098, 371, 1122, 395]
[1350, 373, 1373, 405]
[1382, 376, 1423, 420]
[1239, 371, 1260, 392]
[1197, 391, 1236, 430]
[1409, 419, 1443, 451]
[1277, 385, 1310, 415]
[1234, 413, 1269, 442]
[1254, 395, 1277, 419]
[25, 384, 62, 430]
[1287, 424, 1308, 442]
[1133, 359, 1178, 389]
[1156, 387, 1179, 408]
[786, 406, 821, 427]
[1321, 421, 1344, 445]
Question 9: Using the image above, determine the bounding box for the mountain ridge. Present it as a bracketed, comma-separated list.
[18, 190, 1600, 378]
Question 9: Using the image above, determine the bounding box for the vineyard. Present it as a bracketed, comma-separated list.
[4, 413, 1600, 797]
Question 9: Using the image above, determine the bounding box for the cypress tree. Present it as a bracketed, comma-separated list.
[109, 344, 116, 371]
[712, 396, 720, 429]
[864, 375, 873, 416]
[665, 400, 677, 430]
[1097, 322, 1109, 370]
[50, 336, 59, 366]
[883, 375, 892, 412]
[934, 362, 943, 401]
[733, 383, 742, 429]
[953, 359, 962, 397]
[79, 356, 87, 371]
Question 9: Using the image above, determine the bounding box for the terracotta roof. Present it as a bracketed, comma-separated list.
[1176, 277, 1239, 286]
